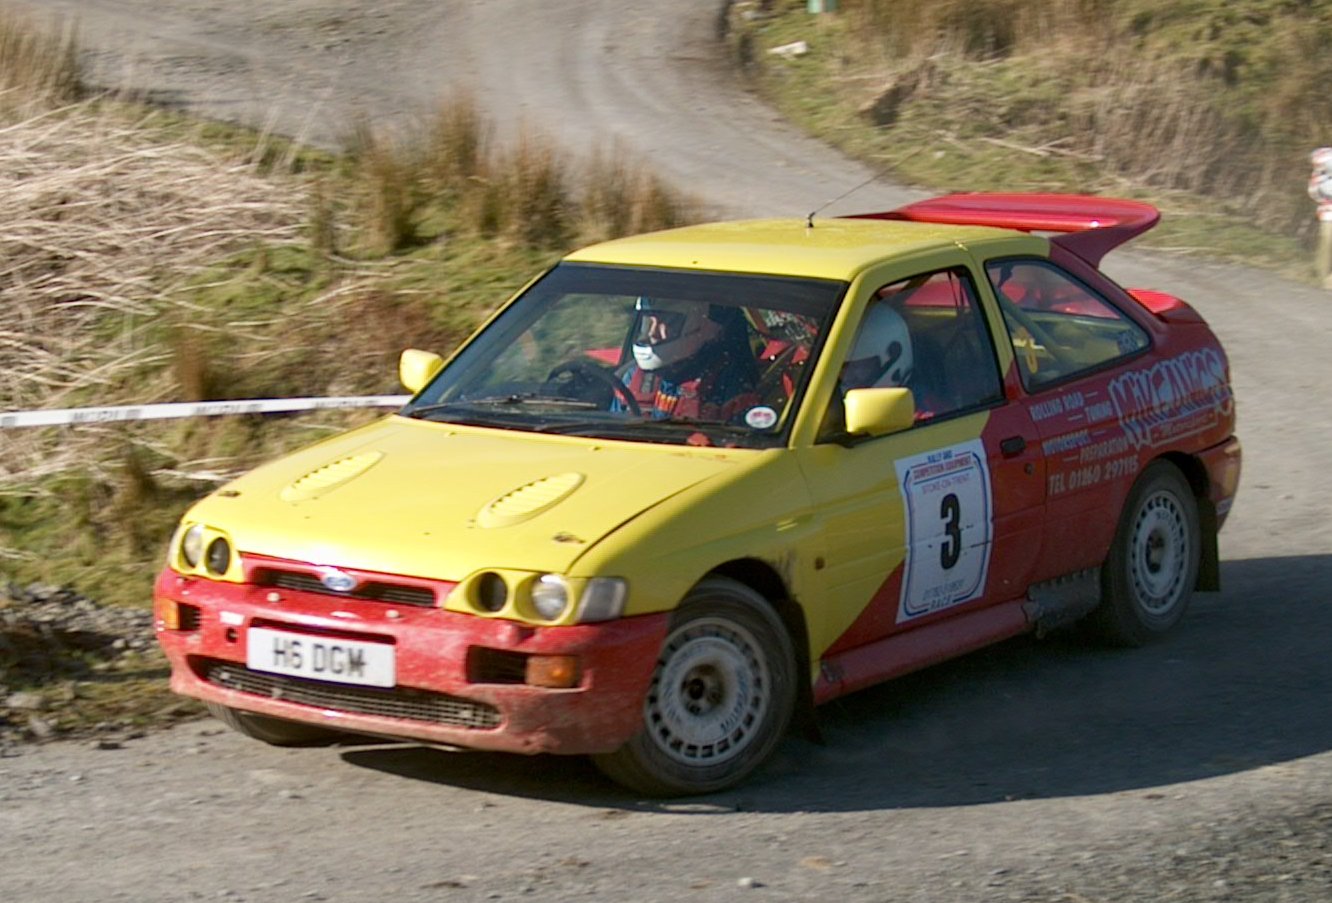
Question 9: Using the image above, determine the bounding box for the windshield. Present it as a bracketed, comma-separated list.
[403, 263, 844, 448]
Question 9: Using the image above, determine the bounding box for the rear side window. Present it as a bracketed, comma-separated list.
[985, 258, 1149, 390]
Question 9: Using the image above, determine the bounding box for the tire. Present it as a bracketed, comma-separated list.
[1089, 460, 1201, 646]
[593, 577, 797, 797]
[206, 702, 346, 747]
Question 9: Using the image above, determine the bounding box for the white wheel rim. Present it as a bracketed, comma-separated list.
[1129, 489, 1189, 616]
[644, 617, 770, 767]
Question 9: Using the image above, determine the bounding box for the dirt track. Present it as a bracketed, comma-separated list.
[3, 1, 1332, 900]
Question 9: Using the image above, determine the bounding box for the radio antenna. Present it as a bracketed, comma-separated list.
[806, 167, 887, 228]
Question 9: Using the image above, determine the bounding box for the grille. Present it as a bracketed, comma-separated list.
[203, 662, 501, 730]
[258, 570, 436, 607]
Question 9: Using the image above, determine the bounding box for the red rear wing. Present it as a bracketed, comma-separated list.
[847, 193, 1160, 267]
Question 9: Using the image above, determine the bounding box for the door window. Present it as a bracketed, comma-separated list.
[985, 258, 1149, 390]
[830, 267, 1004, 431]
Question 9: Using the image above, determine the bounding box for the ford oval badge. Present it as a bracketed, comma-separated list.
[318, 567, 358, 593]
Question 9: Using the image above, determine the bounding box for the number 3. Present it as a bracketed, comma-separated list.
[940, 492, 961, 570]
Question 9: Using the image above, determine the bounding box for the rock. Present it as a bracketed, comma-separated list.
[858, 62, 935, 128]
[5, 692, 47, 711]
[26, 716, 56, 740]
[768, 40, 809, 60]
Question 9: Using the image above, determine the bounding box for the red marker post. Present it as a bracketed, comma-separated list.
[1311, 147, 1332, 288]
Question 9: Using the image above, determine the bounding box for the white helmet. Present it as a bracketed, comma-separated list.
[631, 298, 722, 371]
[844, 302, 913, 388]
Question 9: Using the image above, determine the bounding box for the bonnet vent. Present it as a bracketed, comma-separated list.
[279, 452, 384, 503]
[476, 472, 585, 528]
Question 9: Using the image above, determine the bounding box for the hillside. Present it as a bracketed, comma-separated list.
[728, 0, 1331, 274]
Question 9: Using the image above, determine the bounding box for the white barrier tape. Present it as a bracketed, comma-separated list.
[0, 395, 412, 429]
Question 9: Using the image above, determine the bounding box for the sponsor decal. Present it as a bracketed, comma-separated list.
[1077, 434, 1131, 464]
[744, 406, 778, 429]
[1048, 453, 1139, 496]
[895, 439, 993, 623]
[1041, 428, 1090, 456]
[1108, 348, 1231, 449]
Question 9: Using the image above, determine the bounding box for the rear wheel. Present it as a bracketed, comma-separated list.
[594, 577, 796, 797]
[206, 703, 346, 747]
[1089, 460, 1201, 645]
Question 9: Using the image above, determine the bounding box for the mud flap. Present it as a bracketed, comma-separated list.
[1196, 500, 1220, 592]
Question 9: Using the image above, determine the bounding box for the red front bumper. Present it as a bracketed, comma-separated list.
[153, 567, 668, 755]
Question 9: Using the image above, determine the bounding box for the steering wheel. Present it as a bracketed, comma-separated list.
[546, 359, 642, 417]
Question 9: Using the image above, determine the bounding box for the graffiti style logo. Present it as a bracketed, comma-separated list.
[1108, 348, 1232, 449]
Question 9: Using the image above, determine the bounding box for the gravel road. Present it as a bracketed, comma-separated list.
[4, 1, 1332, 900]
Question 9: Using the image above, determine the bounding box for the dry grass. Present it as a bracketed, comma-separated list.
[345, 120, 420, 255]
[577, 141, 699, 242]
[347, 94, 700, 253]
[421, 90, 490, 189]
[0, 5, 81, 107]
[0, 100, 308, 479]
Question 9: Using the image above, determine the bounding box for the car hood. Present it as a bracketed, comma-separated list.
[185, 416, 744, 580]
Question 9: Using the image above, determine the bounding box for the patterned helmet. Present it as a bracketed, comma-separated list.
[631, 298, 722, 371]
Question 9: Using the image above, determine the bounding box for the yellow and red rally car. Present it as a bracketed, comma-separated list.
[155, 194, 1240, 796]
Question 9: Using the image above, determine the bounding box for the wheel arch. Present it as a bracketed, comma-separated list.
[1155, 451, 1219, 592]
[706, 558, 820, 741]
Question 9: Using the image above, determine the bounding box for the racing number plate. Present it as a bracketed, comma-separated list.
[247, 627, 395, 688]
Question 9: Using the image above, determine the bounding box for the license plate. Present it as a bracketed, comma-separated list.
[246, 627, 395, 688]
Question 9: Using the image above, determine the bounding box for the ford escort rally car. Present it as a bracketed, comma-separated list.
[155, 194, 1241, 796]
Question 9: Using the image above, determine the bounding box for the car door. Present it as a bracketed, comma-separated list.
[796, 260, 1047, 662]
[982, 256, 1153, 581]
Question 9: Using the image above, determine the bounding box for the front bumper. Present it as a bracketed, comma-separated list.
[153, 567, 668, 755]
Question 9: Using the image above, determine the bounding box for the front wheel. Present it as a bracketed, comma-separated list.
[594, 578, 797, 796]
[206, 703, 347, 747]
[1089, 460, 1201, 645]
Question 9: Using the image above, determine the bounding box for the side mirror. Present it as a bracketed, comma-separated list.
[399, 349, 444, 394]
[844, 387, 915, 438]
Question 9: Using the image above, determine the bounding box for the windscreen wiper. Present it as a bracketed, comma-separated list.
[405, 394, 598, 420]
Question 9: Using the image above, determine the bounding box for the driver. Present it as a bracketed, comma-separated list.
[617, 297, 758, 420]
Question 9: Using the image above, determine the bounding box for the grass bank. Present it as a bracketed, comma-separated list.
[727, 0, 1330, 279]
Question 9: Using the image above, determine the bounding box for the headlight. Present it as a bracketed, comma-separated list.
[576, 578, 627, 622]
[530, 574, 570, 621]
[205, 537, 232, 576]
[181, 524, 204, 568]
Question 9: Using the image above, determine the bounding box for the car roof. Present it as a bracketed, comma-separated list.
[563, 218, 1041, 281]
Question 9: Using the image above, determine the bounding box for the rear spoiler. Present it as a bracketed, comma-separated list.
[846, 193, 1160, 267]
